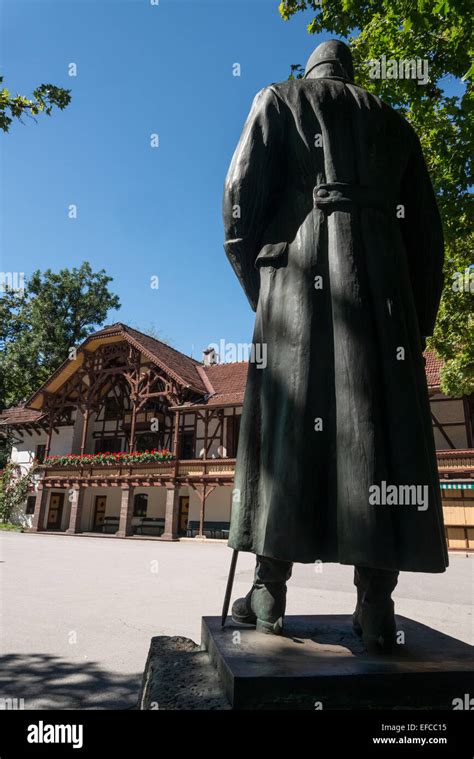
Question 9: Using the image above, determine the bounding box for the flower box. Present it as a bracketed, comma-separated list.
[44, 449, 174, 467]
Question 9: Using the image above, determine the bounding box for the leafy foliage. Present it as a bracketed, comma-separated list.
[0, 77, 71, 132]
[279, 0, 473, 395]
[0, 430, 15, 471]
[0, 462, 38, 524]
[0, 263, 121, 408]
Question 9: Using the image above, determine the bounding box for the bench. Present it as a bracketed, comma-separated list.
[186, 520, 230, 539]
[102, 516, 119, 534]
[135, 517, 165, 536]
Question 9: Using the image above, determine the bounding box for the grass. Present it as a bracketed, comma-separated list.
[0, 522, 24, 532]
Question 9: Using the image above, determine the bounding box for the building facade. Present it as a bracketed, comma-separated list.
[1, 323, 473, 551]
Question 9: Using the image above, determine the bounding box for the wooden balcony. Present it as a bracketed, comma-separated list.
[436, 449, 474, 478]
[38, 449, 474, 489]
[39, 458, 237, 488]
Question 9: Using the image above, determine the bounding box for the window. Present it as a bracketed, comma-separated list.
[226, 415, 241, 458]
[26, 496, 36, 515]
[62, 407, 73, 424]
[103, 396, 121, 421]
[133, 493, 148, 517]
[35, 444, 46, 463]
[180, 430, 195, 460]
[135, 432, 161, 452]
[94, 438, 122, 454]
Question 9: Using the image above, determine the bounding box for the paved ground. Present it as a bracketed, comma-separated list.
[0, 532, 472, 709]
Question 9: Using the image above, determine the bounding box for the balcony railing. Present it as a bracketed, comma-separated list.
[436, 449, 474, 475]
[177, 459, 236, 477]
[37, 448, 474, 484]
[39, 457, 237, 483]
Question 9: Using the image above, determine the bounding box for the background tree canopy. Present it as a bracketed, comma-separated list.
[279, 0, 473, 396]
[0, 77, 71, 132]
[0, 263, 120, 410]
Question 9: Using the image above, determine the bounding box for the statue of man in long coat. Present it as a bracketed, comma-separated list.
[222, 40, 448, 652]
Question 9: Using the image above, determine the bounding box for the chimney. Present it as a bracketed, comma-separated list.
[202, 347, 217, 367]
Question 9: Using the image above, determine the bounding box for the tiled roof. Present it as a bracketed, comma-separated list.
[424, 350, 443, 388]
[25, 322, 208, 408]
[204, 361, 248, 400]
[0, 406, 44, 426]
[204, 391, 246, 407]
[171, 362, 248, 409]
[93, 325, 250, 403]
[196, 352, 441, 405]
[120, 325, 206, 392]
[1, 333, 445, 425]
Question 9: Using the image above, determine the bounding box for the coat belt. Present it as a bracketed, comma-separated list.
[313, 182, 391, 215]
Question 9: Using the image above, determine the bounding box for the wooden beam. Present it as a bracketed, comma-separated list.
[128, 401, 137, 452]
[44, 415, 54, 459]
[186, 482, 218, 537]
[172, 410, 181, 476]
[431, 411, 456, 449]
[198, 483, 207, 537]
[463, 397, 473, 448]
[80, 407, 90, 456]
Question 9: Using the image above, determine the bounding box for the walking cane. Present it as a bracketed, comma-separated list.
[221, 549, 239, 628]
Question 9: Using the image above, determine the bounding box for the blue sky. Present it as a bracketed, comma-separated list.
[1, 1, 463, 360]
[1, 0, 322, 358]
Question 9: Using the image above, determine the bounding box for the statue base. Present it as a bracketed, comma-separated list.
[202, 615, 474, 709]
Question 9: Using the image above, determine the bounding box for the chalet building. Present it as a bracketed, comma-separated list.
[1, 323, 473, 551]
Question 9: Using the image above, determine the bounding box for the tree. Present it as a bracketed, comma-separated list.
[279, 0, 473, 396]
[0, 77, 71, 132]
[0, 263, 121, 409]
[0, 462, 38, 525]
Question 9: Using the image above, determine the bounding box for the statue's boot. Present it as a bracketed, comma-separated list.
[231, 555, 293, 635]
[353, 566, 399, 654]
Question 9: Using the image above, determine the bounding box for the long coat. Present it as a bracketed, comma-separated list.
[222, 75, 448, 572]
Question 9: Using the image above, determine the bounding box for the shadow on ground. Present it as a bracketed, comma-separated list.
[0, 654, 141, 710]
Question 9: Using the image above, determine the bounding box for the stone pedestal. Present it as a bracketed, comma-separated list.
[201, 615, 474, 709]
[139, 636, 230, 710]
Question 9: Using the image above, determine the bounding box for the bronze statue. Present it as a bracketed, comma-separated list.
[222, 40, 448, 653]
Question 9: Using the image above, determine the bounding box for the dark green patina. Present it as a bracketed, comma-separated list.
[223, 40, 448, 573]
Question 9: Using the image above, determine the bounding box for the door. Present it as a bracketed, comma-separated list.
[47, 493, 64, 530]
[93, 496, 107, 531]
[178, 496, 190, 535]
